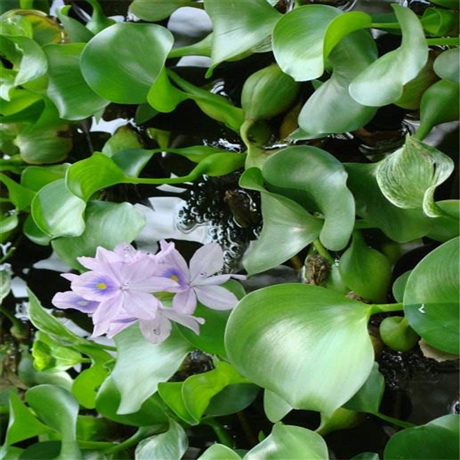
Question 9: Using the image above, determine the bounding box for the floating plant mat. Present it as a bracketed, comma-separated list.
[0, 0, 459, 459]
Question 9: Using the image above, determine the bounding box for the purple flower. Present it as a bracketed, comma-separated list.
[158, 241, 245, 314]
[51, 291, 99, 314]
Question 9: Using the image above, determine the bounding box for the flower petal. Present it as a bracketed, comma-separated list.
[194, 285, 239, 310]
[122, 290, 160, 320]
[71, 271, 120, 301]
[162, 307, 205, 335]
[52, 291, 99, 313]
[172, 289, 197, 314]
[189, 243, 224, 282]
[92, 295, 124, 324]
[139, 316, 172, 344]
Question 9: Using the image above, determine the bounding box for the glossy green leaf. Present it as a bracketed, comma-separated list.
[135, 419, 188, 460]
[317, 407, 362, 435]
[0, 172, 34, 210]
[0, 267, 11, 302]
[427, 200, 460, 242]
[198, 444, 242, 460]
[263, 146, 355, 251]
[433, 48, 460, 84]
[420, 7, 459, 37]
[2, 392, 51, 448]
[376, 136, 454, 217]
[96, 378, 169, 427]
[415, 78, 460, 140]
[404, 237, 459, 354]
[296, 30, 377, 138]
[345, 162, 433, 242]
[21, 164, 67, 192]
[102, 125, 143, 157]
[350, 4, 428, 106]
[25, 384, 82, 460]
[339, 231, 391, 302]
[182, 361, 251, 422]
[31, 178, 86, 237]
[23, 214, 51, 246]
[158, 382, 196, 425]
[66, 152, 128, 201]
[344, 363, 384, 414]
[204, 0, 281, 71]
[147, 67, 188, 113]
[130, 0, 195, 21]
[111, 324, 193, 414]
[44, 43, 109, 120]
[32, 331, 84, 372]
[428, 0, 459, 8]
[225, 284, 374, 414]
[14, 441, 60, 460]
[240, 168, 322, 275]
[351, 453, 379, 460]
[273, 5, 341, 81]
[27, 288, 89, 346]
[81, 23, 174, 104]
[56, 5, 94, 43]
[264, 390, 293, 423]
[6, 35, 47, 86]
[245, 423, 329, 460]
[379, 316, 419, 352]
[384, 415, 459, 460]
[206, 383, 260, 417]
[52, 200, 146, 270]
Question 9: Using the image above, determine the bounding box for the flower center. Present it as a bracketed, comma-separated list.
[96, 282, 108, 290]
[170, 274, 179, 282]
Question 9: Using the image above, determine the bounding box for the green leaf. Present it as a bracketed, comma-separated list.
[207, 383, 260, 417]
[344, 363, 384, 414]
[351, 454, 379, 460]
[21, 164, 67, 192]
[52, 200, 146, 270]
[433, 48, 459, 84]
[263, 146, 355, 251]
[31, 178, 86, 238]
[81, 23, 174, 104]
[204, 0, 281, 71]
[158, 382, 196, 425]
[147, 67, 188, 113]
[32, 331, 84, 372]
[263, 390, 293, 423]
[135, 419, 188, 460]
[27, 288, 89, 346]
[379, 316, 419, 352]
[198, 444, 242, 460]
[383, 415, 459, 460]
[2, 392, 52, 448]
[0, 267, 11, 302]
[56, 5, 94, 43]
[415, 78, 460, 141]
[130, 0, 195, 22]
[345, 162, 433, 242]
[225, 284, 374, 414]
[420, 7, 459, 37]
[273, 5, 341, 81]
[65, 152, 128, 201]
[111, 325, 193, 414]
[43, 43, 109, 121]
[25, 384, 82, 460]
[339, 231, 391, 302]
[296, 30, 377, 138]
[240, 168, 322, 275]
[403, 237, 459, 354]
[244, 423, 329, 459]
[376, 136, 454, 217]
[102, 125, 143, 157]
[0, 172, 34, 210]
[350, 4, 428, 106]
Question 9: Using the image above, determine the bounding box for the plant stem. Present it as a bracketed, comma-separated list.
[313, 239, 334, 264]
[369, 303, 404, 315]
[375, 411, 415, 429]
[202, 417, 234, 448]
[371, 23, 401, 29]
[426, 37, 459, 46]
[104, 426, 165, 455]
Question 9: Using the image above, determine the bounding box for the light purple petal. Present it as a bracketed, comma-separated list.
[71, 271, 120, 301]
[192, 274, 231, 287]
[52, 291, 99, 313]
[162, 307, 204, 335]
[122, 290, 160, 320]
[189, 243, 224, 282]
[106, 316, 138, 338]
[92, 295, 124, 324]
[139, 316, 172, 344]
[194, 285, 239, 310]
[172, 289, 197, 315]
[61, 273, 79, 282]
[158, 242, 190, 281]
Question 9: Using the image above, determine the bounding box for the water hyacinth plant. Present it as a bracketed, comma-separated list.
[0, 0, 459, 459]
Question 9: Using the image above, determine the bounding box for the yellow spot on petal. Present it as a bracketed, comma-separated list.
[77, 300, 89, 306]
[96, 283, 107, 290]
[170, 275, 179, 282]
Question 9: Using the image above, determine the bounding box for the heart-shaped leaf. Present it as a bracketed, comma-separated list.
[43, 43, 108, 120]
[130, 0, 195, 21]
[204, 0, 281, 72]
[376, 136, 454, 217]
[433, 48, 460, 83]
[198, 444, 242, 459]
[350, 4, 428, 106]
[111, 325, 193, 414]
[81, 23, 173, 104]
[240, 168, 322, 275]
[403, 237, 459, 354]
[225, 284, 374, 414]
[262, 146, 355, 251]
